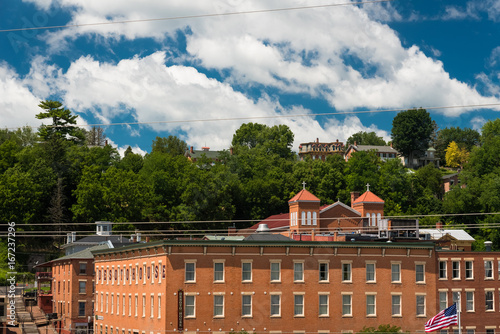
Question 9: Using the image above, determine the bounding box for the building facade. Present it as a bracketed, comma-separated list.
[93, 239, 438, 334]
[298, 139, 345, 161]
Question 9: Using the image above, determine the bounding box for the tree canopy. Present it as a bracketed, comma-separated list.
[346, 131, 386, 146]
[391, 108, 433, 168]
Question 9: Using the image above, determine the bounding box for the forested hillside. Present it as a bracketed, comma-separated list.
[1, 102, 500, 250]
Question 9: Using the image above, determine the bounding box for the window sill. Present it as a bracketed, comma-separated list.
[241, 315, 252, 319]
[213, 316, 225, 319]
[318, 315, 330, 318]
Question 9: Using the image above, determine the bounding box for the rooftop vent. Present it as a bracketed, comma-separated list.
[256, 224, 270, 233]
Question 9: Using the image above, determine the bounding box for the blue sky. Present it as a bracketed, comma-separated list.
[1, 0, 499, 155]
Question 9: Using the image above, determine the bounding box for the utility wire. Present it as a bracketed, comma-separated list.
[5, 103, 500, 131]
[0, 0, 394, 33]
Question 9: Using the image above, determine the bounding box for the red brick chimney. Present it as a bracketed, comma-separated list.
[190, 146, 194, 153]
[350, 191, 360, 206]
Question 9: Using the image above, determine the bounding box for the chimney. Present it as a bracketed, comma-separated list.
[228, 224, 236, 236]
[145, 236, 150, 243]
[390, 142, 393, 148]
[350, 191, 360, 205]
[190, 146, 194, 153]
[485, 241, 493, 252]
[436, 221, 443, 230]
[230, 147, 233, 155]
[316, 138, 319, 143]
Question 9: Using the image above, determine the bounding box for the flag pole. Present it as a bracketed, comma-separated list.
[458, 292, 461, 334]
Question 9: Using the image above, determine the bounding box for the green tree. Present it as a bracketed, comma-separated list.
[391, 108, 433, 168]
[377, 158, 411, 215]
[117, 146, 144, 173]
[346, 131, 386, 146]
[345, 150, 381, 201]
[357, 324, 403, 334]
[36, 100, 85, 142]
[481, 118, 500, 142]
[151, 135, 188, 156]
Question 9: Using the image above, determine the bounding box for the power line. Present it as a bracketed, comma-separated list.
[0, 0, 394, 33]
[5, 103, 500, 131]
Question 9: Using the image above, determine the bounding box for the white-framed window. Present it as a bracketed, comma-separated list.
[318, 294, 329, 317]
[452, 261, 460, 279]
[366, 262, 376, 282]
[185, 294, 195, 318]
[485, 260, 493, 279]
[465, 291, 474, 312]
[128, 294, 131, 316]
[307, 211, 312, 225]
[465, 260, 474, 279]
[366, 294, 376, 316]
[242, 261, 252, 282]
[158, 294, 161, 319]
[485, 290, 494, 311]
[270, 293, 281, 317]
[134, 295, 138, 317]
[270, 261, 281, 282]
[391, 262, 401, 283]
[294, 293, 304, 317]
[213, 294, 224, 317]
[439, 291, 448, 311]
[294, 261, 304, 282]
[213, 261, 225, 283]
[391, 294, 401, 316]
[416, 263, 425, 283]
[185, 261, 196, 283]
[301, 211, 306, 225]
[142, 295, 146, 317]
[106, 293, 109, 313]
[319, 262, 329, 282]
[342, 262, 352, 282]
[313, 212, 317, 225]
[111, 294, 114, 314]
[342, 293, 352, 316]
[116, 294, 119, 314]
[123, 294, 126, 316]
[242, 294, 252, 317]
[452, 291, 461, 312]
[78, 301, 85, 317]
[150, 294, 154, 318]
[439, 261, 447, 279]
[416, 294, 426, 316]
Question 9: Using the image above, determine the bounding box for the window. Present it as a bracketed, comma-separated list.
[185, 262, 195, 282]
[270, 294, 281, 316]
[485, 260, 493, 279]
[111, 294, 114, 314]
[242, 295, 252, 317]
[392, 295, 401, 316]
[486, 329, 495, 334]
[319, 294, 329, 317]
[452, 291, 461, 311]
[342, 262, 352, 282]
[294, 261, 304, 282]
[128, 295, 131, 316]
[416, 295, 425, 316]
[79, 281, 86, 294]
[391, 263, 401, 283]
[78, 302, 85, 316]
[439, 291, 448, 311]
[416, 264, 425, 283]
[366, 263, 375, 282]
[439, 261, 447, 279]
[158, 295, 161, 318]
[242, 262, 252, 282]
[452, 261, 460, 279]
[142, 295, 146, 317]
[366, 294, 376, 316]
[466, 330, 475, 334]
[79, 263, 87, 275]
[294, 294, 304, 317]
[213, 295, 224, 317]
[123, 294, 126, 315]
[485, 290, 494, 311]
[106, 293, 109, 313]
[319, 262, 329, 282]
[150, 295, 154, 318]
[214, 262, 224, 282]
[134, 295, 138, 316]
[270, 261, 281, 282]
[465, 261, 473, 279]
[185, 295, 195, 318]
[465, 291, 474, 311]
[342, 294, 352, 316]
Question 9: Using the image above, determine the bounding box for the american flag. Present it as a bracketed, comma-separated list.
[425, 304, 458, 332]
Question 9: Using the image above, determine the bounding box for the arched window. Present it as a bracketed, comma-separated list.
[307, 211, 312, 225]
[366, 213, 370, 226]
[377, 213, 381, 226]
[301, 211, 306, 225]
[313, 212, 317, 225]
[371, 213, 376, 227]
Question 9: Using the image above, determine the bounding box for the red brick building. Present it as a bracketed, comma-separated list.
[37, 243, 111, 334]
[93, 239, 437, 334]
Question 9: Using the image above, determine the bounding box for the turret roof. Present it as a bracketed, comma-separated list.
[288, 189, 320, 202]
[352, 191, 384, 204]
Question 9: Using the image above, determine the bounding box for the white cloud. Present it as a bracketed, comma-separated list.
[470, 116, 487, 132]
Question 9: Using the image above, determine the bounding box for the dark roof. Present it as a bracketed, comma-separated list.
[61, 235, 132, 248]
[244, 233, 294, 241]
[37, 244, 111, 267]
[348, 145, 398, 153]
